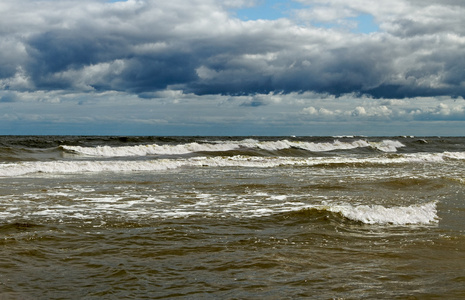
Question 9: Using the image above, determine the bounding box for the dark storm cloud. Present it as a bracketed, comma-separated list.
[26, 28, 199, 92]
[28, 31, 105, 74]
[26, 30, 120, 89]
[1, 0, 465, 99]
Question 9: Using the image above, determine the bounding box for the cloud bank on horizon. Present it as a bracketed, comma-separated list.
[0, 0, 464, 135]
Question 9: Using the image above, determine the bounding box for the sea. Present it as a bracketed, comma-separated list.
[1, 135, 465, 299]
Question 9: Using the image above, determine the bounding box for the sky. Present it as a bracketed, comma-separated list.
[0, 0, 464, 136]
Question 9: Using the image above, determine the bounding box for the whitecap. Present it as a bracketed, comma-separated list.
[369, 140, 406, 152]
[323, 201, 438, 225]
[61, 139, 405, 158]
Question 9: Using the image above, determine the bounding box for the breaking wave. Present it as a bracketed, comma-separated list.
[318, 201, 438, 225]
[61, 139, 406, 157]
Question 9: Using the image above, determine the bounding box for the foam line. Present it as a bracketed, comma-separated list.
[61, 139, 406, 157]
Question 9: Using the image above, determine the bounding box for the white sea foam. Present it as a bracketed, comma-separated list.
[321, 201, 438, 225]
[62, 142, 241, 156]
[443, 152, 465, 160]
[61, 139, 406, 157]
[0, 159, 186, 177]
[0, 183, 439, 225]
[1, 151, 464, 177]
[269, 139, 372, 152]
[369, 140, 406, 152]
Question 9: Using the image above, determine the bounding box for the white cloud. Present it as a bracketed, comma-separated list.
[54, 60, 127, 91]
[295, 0, 465, 37]
[1, 88, 465, 135]
[352, 106, 367, 116]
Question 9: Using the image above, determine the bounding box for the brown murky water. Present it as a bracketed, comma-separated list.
[1, 136, 465, 299]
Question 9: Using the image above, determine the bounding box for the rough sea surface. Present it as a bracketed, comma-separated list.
[1, 136, 465, 299]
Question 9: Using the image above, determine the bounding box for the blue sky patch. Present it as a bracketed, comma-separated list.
[234, 0, 304, 21]
[351, 13, 380, 34]
[234, 1, 379, 34]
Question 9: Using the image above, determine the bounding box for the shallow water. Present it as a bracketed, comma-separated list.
[1, 136, 465, 299]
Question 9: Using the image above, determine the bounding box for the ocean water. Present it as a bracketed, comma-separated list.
[1, 136, 465, 299]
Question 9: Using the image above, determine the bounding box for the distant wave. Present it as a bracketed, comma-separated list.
[2, 151, 465, 177]
[61, 139, 406, 157]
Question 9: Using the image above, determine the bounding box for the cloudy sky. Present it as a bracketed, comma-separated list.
[0, 0, 464, 136]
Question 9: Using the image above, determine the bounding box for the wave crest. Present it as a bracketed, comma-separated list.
[320, 201, 438, 225]
[61, 139, 405, 157]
